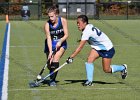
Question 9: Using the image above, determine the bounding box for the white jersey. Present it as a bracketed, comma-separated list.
[81, 24, 113, 50]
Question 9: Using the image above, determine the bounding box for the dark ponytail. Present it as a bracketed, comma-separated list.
[77, 15, 89, 24]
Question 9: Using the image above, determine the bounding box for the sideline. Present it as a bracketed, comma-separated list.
[0, 15, 10, 100]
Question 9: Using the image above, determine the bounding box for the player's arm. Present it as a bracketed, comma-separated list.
[60, 17, 69, 42]
[70, 40, 86, 58]
[56, 17, 68, 49]
[66, 28, 89, 63]
[44, 22, 52, 58]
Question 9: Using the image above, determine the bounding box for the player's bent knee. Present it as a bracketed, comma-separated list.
[103, 68, 111, 73]
[51, 62, 59, 69]
[48, 62, 59, 70]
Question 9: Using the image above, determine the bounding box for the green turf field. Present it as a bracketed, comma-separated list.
[1, 20, 140, 100]
[0, 21, 6, 54]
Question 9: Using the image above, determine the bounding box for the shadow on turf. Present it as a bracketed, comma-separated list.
[38, 80, 60, 87]
[30, 79, 124, 87]
[64, 80, 124, 85]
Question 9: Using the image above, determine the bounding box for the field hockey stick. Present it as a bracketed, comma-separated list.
[29, 62, 68, 88]
[36, 50, 57, 80]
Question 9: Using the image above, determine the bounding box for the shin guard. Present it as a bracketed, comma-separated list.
[50, 62, 59, 81]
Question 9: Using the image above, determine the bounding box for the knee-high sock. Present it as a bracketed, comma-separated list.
[50, 62, 59, 81]
[111, 65, 125, 73]
[85, 62, 94, 82]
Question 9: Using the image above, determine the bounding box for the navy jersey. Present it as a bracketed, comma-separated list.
[48, 17, 64, 40]
[44, 17, 67, 53]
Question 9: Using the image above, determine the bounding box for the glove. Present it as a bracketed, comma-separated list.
[66, 57, 73, 64]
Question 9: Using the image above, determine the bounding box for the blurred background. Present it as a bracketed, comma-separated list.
[0, 0, 140, 20]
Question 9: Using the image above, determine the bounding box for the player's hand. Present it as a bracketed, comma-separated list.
[66, 57, 73, 64]
[56, 40, 62, 50]
[48, 52, 53, 65]
[48, 52, 53, 60]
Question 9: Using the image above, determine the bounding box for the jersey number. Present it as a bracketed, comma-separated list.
[53, 36, 58, 40]
[92, 27, 102, 36]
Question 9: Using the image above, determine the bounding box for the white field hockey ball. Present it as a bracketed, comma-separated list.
[37, 75, 42, 80]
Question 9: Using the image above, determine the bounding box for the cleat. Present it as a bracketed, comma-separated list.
[121, 64, 127, 79]
[83, 81, 93, 86]
[49, 81, 56, 86]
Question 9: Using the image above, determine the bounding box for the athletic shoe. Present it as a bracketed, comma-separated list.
[83, 81, 93, 86]
[121, 64, 127, 79]
[49, 81, 56, 86]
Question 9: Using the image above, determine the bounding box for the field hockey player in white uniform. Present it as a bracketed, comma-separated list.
[66, 15, 127, 86]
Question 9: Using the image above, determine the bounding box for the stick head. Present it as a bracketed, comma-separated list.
[29, 81, 40, 88]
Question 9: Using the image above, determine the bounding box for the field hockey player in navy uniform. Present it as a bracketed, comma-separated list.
[44, 5, 68, 86]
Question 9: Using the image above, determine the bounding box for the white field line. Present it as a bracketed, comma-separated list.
[1, 23, 10, 100]
[8, 87, 140, 92]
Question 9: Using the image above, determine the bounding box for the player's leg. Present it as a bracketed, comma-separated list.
[102, 58, 112, 73]
[49, 62, 59, 86]
[102, 58, 127, 79]
[49, 47, 65, 86]
[101, 47, 127, 79]
[84, 49, 99, 86]
[111, 63, 127, 79]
